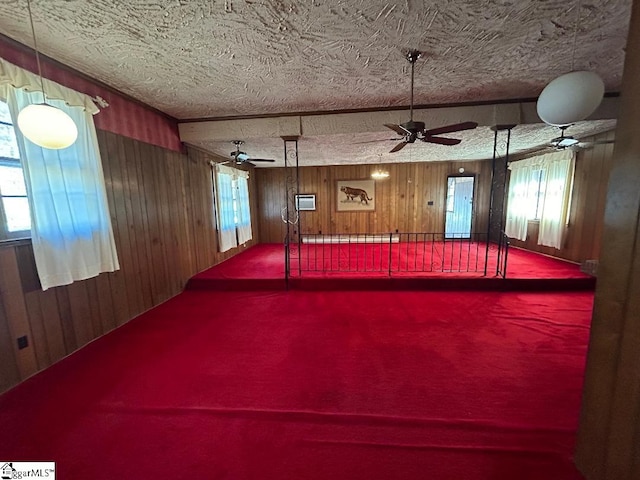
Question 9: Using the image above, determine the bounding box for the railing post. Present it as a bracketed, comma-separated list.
[282, 135, 300, 280]
[388, 232, 393, 277]
[284, 235, 289, 290]
[503, 237, 509, 279]
[486, 124, 515, 276]
[496, 233, 503, 277]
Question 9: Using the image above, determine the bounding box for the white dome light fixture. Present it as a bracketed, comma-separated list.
[18, 103, 78, 149]
[536, 71, 605, 126]
[536, 0, 605, 127]
[17, 0, 78, 150]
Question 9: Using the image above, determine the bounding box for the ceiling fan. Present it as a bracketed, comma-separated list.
[369, 50, 478, 153]
[225, 140, 276, 166]
[549, 125, 614, 151]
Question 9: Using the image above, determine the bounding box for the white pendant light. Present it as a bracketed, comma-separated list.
[536, 0, 605, 127]
[17, 0, 78, 150]
[18, 103, 78, 149]
[537, 71, 604, 126]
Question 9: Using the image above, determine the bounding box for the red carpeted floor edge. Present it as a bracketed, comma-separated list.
[0, 289, 592, 479]
[187, 244, 594, 291]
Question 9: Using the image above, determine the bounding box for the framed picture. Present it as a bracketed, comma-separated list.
[295, 194, 316, 211]
[336, 179, 376, 212]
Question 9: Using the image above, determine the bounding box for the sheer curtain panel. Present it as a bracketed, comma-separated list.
[505, 160, 535, 241]
[538, 151, 574, 248]
[236, 171, 252, 245]
[1, 72, 119, 290]
[215, 165, 238, 252]
[505, 150, 574, 248]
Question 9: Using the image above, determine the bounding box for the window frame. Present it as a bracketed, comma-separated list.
[0, 112, 30, 242]
[213, 165, 253, 251]
[529, 168, 546, 221]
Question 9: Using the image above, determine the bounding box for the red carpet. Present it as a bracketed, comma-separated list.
[188, 244, 286, 290]
[0, 289, 591, 479]
[188, 244, 593, 291]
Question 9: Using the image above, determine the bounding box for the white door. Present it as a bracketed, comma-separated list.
[445, 176, 474, 239]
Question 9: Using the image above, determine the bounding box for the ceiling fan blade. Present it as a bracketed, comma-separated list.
[590, 139, 615, 145]
[385, 124, 410, 136]
[575, 139, 616, 150]
[389, 141, 408, 153]
[423, 121, 478, 136]
[247, 158, 276, 162]
[423, 136, 462, 146]
[354, 138, 400, 145]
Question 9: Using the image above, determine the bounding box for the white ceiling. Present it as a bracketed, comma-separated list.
[0, 0, 630, 165]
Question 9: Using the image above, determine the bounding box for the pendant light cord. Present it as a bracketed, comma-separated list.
[26, 0, 47, 102]
[570, 0, 582, 72]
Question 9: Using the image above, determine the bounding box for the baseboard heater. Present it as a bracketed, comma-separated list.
[301, 234, 400, 244]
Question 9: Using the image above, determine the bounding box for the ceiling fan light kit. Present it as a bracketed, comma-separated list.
[227, 140, 276, 166]
[550, 126, 580, 149]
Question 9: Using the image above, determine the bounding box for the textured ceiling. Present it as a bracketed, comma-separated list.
[0, 0, 630, 165]
[191, 119, 617, 167]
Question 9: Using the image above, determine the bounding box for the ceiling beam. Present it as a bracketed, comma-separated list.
[178, 98, 619, 143]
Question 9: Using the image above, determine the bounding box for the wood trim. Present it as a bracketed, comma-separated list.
[180, 92, 622, 123]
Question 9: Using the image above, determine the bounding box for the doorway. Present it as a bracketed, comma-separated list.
[445, 175, 475, 239]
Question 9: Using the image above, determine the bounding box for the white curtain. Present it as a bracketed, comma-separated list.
[1, 60, 119, 291]
[538, 152, 575, 249]
[0, 57, 99, 113]
[505, 159, 539, 241]
[505, 150, 574, 247]
[236, 170, 252, 244]
[215, 165, 238, 253]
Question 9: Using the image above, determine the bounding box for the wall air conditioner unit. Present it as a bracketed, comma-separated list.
[295, 194, 316, 211]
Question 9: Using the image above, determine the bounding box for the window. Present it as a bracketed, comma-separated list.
[505, 151, 575, 248]
[1, 58, 119, 290]
[0, 100, 30, 240]
[231, 178, 239, 224]
[529, 168, 546, 220]
[215, 166, 252, 252]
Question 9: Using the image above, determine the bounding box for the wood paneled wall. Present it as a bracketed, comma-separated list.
[0, 131, 258, 393]
[508, 131, 615, 263]
[256, 160, 493, 242]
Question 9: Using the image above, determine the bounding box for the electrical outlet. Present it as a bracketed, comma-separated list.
[17, 335, 28, 350]
[427, 201, 434, 206]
